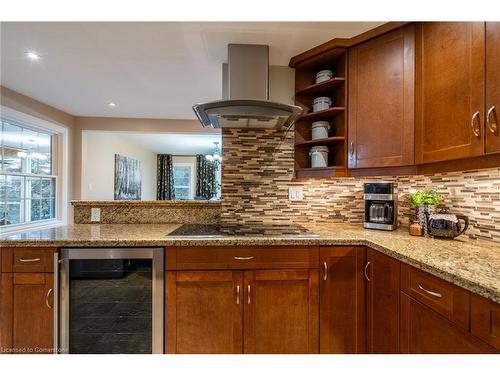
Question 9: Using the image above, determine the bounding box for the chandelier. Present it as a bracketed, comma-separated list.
[205, 141, 222, 163]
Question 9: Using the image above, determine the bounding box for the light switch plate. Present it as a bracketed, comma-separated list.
[90, 207, 101, 222]
[288, 186, 304, 201]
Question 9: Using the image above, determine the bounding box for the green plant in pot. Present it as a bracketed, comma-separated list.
[407, 189, 443, 237]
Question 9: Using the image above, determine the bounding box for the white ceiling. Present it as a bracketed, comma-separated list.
[85, 131, 222, 155]
[1, 22, 384, 119]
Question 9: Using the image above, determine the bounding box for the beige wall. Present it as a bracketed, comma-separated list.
[1, 86, 75, 127]
[81, 132, 157, 200]
[1, 85, 76, 221]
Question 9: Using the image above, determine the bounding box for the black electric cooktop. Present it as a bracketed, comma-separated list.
[166, 224, 319, 238]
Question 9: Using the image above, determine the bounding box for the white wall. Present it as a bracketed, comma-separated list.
[269, 65, 295, 105]
[81, 131, 157, 200]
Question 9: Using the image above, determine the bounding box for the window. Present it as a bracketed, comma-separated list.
[172, 164, 193, 200]
[0, 119, 56, 227]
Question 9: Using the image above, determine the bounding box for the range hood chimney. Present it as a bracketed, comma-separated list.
[193, 44, 303, 129]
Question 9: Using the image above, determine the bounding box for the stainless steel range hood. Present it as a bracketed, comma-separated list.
[193, 44, 303, 129]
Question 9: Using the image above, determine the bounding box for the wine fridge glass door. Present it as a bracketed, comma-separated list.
[57, 248, 164, 354]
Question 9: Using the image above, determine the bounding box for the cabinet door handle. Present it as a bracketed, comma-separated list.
[349, 141, 355, 155]
[19, 257, 41, 263]
[234, 256, 254, 260]
[236, 285, 240, 305]
[46, 288, 53, 309]
[418, 284, 442, 298]
[247, 284, 251, 305]
[364, 261, 371, 282]
[471, 111, 481, 137]
[487, 106, 498, 134]
[322, 261, 328, 281]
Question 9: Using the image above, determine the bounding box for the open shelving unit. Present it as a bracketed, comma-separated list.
[292, 47, 349, 178]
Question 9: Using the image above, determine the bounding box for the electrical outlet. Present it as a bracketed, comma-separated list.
[90, 207, 101, 222]
[288, 186, 304, 201]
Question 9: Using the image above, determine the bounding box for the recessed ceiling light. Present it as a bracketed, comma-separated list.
[25, 51, 41, 61]
[108, 102, 117, 107]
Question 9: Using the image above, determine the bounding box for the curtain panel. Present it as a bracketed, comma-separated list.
[156, 154, 175, 200]
[196, 155, 217, 199]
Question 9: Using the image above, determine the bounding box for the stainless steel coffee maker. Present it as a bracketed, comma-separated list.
[363, 183, 398, 231]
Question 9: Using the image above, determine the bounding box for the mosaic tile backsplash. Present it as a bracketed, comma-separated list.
[221, 128, 500, 243]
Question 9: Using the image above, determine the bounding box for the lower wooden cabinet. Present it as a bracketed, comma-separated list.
[401, 263, 470, 330]
[319, 246, 366, 353]
[1, 245, 498, 355]
[471, 294, 500, 350]
[0, 272, 54, 354]
[244, 269, 318, 354]
[165, 271, 243, 354]
[0, 273, 13, 351]
[366, 249, 401, 353]
[400, 292, 497, 353]
[165, 269, 319, 354]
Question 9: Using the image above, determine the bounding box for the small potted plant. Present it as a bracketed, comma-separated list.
[407, 189, 443, 236]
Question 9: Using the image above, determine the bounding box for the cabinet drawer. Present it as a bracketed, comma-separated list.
[166, 246, 319, 270]
[471, 294, 500, 350]
[400, 292, 497, 353]
[1, 248, 56, 273]
[401, 263, 470, 329]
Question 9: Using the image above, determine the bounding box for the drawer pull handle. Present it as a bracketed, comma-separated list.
[236, 285, 240, 305]
[247, 284, 251, 305]
[46, 288, 53, 309]
[234, 256, 254, 260]
[322, 261, 328, 281]
[19, 257, 41, 263]
[364, 261, 371, 282]
[418, 284, 442, 298]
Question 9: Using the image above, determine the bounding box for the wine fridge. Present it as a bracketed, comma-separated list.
[55, 248, 164, 354]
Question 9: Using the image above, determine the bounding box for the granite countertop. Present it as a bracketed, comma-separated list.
[70, 200, 221, 206]
[1, 223, 499, 304]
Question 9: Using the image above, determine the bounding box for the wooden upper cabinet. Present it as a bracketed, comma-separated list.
[486, 22, 500, 154]
[243, 270, 319, 354]
[348, 25, 415, 169]
[165, 271, 243, 354]
[319, 246, 366, 353]
[415, 22, 486, 164]
[365, 249, 401, 353]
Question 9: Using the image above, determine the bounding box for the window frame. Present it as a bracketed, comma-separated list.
[0, 106, 69, 234]
[172, 158, 196, 200]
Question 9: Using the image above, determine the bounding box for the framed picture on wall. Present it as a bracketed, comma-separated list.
[114, 154, 142, 200]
